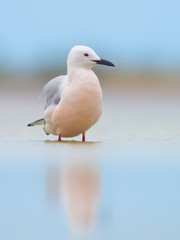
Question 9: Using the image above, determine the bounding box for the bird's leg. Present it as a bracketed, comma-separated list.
[82, 133, 85, 142]
[58, 135, 61, 141]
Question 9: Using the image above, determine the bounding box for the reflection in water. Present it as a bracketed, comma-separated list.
[46, 148, 101, 234]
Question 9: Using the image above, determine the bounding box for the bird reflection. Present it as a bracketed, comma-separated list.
[46, 152, 101, 233]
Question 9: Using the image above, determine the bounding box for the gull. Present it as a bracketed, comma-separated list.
[28, 45, 114, 141]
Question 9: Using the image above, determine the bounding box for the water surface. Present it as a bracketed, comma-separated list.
[0, 86, 180, 239]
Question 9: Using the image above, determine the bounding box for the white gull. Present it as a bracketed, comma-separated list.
[28, 45, 114, 141]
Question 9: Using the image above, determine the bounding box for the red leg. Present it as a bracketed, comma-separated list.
[58, 135, 61, 141]
[82, 133, 85, 142]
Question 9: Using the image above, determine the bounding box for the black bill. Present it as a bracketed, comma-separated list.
[92, 58, 115, 67]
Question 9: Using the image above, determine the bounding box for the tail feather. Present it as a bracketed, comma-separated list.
[27, 118, 44, 127]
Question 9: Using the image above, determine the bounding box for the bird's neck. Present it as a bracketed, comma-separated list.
[67, 66, 92, 82]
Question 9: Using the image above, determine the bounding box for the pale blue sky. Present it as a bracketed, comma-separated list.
[0, 0, 180, 71]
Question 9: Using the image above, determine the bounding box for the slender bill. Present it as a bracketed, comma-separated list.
[92, 59, 115, 67]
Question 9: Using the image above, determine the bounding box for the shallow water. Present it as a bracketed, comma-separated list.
[0, 86, 180, 239]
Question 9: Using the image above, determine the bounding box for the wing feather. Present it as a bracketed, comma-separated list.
[40, 75, 67, 110]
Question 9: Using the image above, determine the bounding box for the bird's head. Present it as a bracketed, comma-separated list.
[67, 45, 115, 69]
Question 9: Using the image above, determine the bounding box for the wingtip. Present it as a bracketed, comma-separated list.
[27, 123, 32, 127]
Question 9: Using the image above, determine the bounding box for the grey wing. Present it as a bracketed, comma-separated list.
[40, 75, 67, 110]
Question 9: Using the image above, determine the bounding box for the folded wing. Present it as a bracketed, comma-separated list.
[40, 75, 67, 110]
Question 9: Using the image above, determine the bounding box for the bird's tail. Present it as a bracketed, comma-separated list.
[27, 118, 44, 127]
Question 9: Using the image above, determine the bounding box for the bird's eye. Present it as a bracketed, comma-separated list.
[84, 53, 89, 57]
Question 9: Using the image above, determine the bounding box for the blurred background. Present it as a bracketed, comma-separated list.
[0, 0, 180, 239]
[1, 0, 180, 73]
[1, 0, 180, 140]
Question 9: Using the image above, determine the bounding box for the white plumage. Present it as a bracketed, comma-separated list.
[28, 45, 114, 141]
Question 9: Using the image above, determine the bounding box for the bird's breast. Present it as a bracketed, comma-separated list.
[51, 75, 103, 137]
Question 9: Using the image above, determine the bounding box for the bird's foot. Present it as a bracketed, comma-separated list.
[58, 135, 61, 141]
[82, 133, 85, 142]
